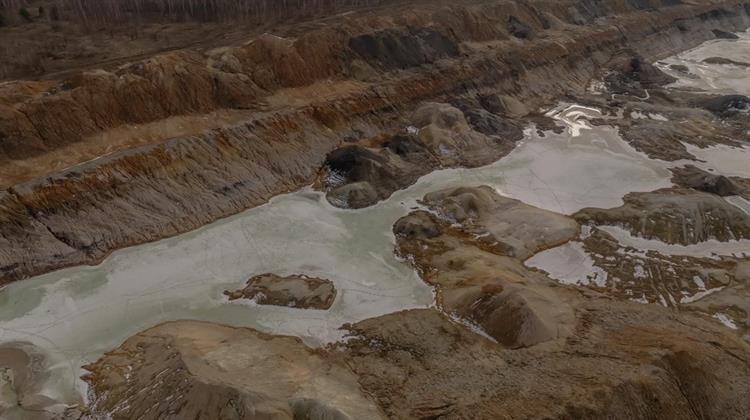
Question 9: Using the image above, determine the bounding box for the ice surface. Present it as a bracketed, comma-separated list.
[657, 30, 750, 96]
[524, 241, 608, 287]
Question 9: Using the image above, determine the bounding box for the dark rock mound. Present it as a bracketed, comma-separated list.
[393, 212, 442, 239]
[325, 145, 390, 183]
[695, 94, 750, 117]
[712, 29, 739, 39]
[224, 273, 337, 310]
[669, 63, 690, 73]
[508, 16, 533, 39]
[605, 52, 676, 94]
[349, 27, 459, 70]
[324, 144, 418, 208]
[462, 108, 524, 140]
[702, 56, 750, 67]
[575, 188, 750, 245]
[671, 165, 742, 196]
[324, 103, 521, 209]
[383, 133, 435, 162]
[627, 0, 655, 10]
[327, 182, 381, 209]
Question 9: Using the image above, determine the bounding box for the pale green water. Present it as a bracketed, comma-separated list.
[0, 105, 695, 404]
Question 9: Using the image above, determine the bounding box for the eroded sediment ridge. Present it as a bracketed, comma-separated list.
[2, 0, 750, 283]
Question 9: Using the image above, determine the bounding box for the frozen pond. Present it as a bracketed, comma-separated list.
[0, 103, 678, 403]
[658, 30, 750, 95]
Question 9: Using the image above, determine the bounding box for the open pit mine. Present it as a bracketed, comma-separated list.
[1, 0, 750, 418]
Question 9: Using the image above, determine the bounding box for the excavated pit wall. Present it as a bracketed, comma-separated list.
[1, 0, 749, 283]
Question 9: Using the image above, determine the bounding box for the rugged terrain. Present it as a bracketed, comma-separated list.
[1, 0, 750, 418]
[83, 187, 750, 419]
[2, 0, 750, 283]
[224, 273, 337, 309]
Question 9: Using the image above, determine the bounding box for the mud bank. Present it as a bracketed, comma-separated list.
[2, 0, 750, 283]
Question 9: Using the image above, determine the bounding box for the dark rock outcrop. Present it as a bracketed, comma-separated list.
[669, 63, 690, 72]
[324, 103, 522, 208]
[712, 28, 740, 39]
[508, 16, 534, 39]
[349, 27, 460, 70]
[703, 56, 750, 67]
[604, 51, 677, 94]
[671, 165, 743, 196]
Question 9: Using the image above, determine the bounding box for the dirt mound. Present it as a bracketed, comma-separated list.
[343, 304, 750, 419]
[393, 188, 578, 348]
[224, 273, 337, 310]
[83, 320, 383, 420]
[671, 164, 747, 197]
[422, 186, 579, 259]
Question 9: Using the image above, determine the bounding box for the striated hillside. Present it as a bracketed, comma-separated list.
[1, 0, 749, 284]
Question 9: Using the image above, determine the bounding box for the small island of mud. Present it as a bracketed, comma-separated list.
[224, 273, 337, 310]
